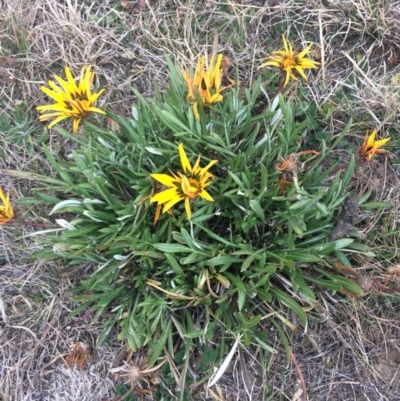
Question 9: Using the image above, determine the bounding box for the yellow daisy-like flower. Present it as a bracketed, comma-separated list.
[36, 65, 105, 133]
[259, 35, 320, 87]
[0, 186, 14, 225]
[358, 130, 390, 161]
[182, 54, 233, 119]
[150, 143, 217, 222]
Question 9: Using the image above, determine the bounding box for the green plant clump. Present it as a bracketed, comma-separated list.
[28, 56, 365, 391]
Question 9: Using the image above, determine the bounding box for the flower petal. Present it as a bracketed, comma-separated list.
[72, 118, 81, 134]
[46, 115, 70, 127]
[0, 187, 7, 206]
[367, 130, 376, 147]
[65, 66, 79, 94]
[373, 137, 390, 148]
[297, 43, 313, 59]
[294, 65, 308, 81]
[163, 194, 184, 213]
[199, 188, 214, 202]
[184, 197, 192, 219]
[178, 143, 192, 173]
[150, 173, 178, 187]
[151, 187, 180, 204]
[199, 159, 218, 178]
[259, 60, 281, 68]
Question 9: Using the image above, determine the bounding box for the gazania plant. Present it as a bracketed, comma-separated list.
[25, 55, 367, 396]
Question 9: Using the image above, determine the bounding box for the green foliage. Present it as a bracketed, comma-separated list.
[0, 101, 46, 155]
[28, 56, 364, 393]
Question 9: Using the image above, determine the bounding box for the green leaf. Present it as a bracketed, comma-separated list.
[315, 268, 363, 296]
[270, 288, 307, 327]
[237, 290, 246, 311]
[194, 224, 238, 248]
[241, 253, 259, 272]
[204, 256, 243, 266]
[249, 199, 265, 220]
[184, 329, 205, 338]
[289, 195, 322, 212]
[253, 335, 277, 353]
[360, 202, 394, 209]
[334, 275, 363, 296]
[227, 171, 245, 189]
[155, 106, 191, 133]
[153, 244, 193, 253]
[148, 320, 171, 367]
[341, 154, 355, 191]
[303, 275, 343, 291]
[42, 144, 74, 185]
[50, 199, 83, 214]
[328, 118, 352, 152]
[165, 253, 185, 276]
[290, 273, 316, 301]
[271, 318, 291, 364]
[284, 252, 322, 263]
[333, 239, 354, 249]
[223, 272, 246, 291]
[2, 169, 68, 187]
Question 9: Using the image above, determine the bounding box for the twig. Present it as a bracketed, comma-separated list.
[8, 324, 46, 347]
[290, 349, 307, 401]
[318, 10, 326, 89]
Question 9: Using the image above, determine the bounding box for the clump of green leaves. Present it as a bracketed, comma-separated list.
[0, 101, 47, 156]
[28, 56, 365, 395]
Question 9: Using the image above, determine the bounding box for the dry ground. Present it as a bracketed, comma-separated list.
[1, 0, 400, 400]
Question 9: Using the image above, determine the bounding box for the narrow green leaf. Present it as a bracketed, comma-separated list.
[223, 272, 246, 291]
[253, 335, 277, 353]
[341, 154, 355, 191]
[194, 224, 238, 248]
[333, 275, 363, 296]
[227, 171, 244, 189]
[271, 318, 291, 364]
[148, 320, 171, 367]
[360, 202, 393, 209]
[184, 329, 205, 338]
[237, 290, 246, 311]
[165, 253, 184, 276]
[284, 252, 322, 263]
[270, 287, 307, 327]
[303, 275, 342, 291]
[249, 199, 265, 220]
[315, 268, 363, 296]
[241, 253, 259, 272]
[204, 256, 243, 266]
[153, 244, 193, 253]
[333, 239, 354, 249]
[50, 199, 83, 214]
[328, 118, 352, 152]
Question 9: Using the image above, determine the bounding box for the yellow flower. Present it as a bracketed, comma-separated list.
[358, 130, 390, 161]
[259, 35, 320, 87]
[150, 144, 217, 222]
[0, 186, 14, 224]
[182, 54, 233, 119]
[37, 66, 105, 133]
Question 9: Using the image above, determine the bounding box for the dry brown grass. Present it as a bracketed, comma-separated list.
[1, 0, 400, 400]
